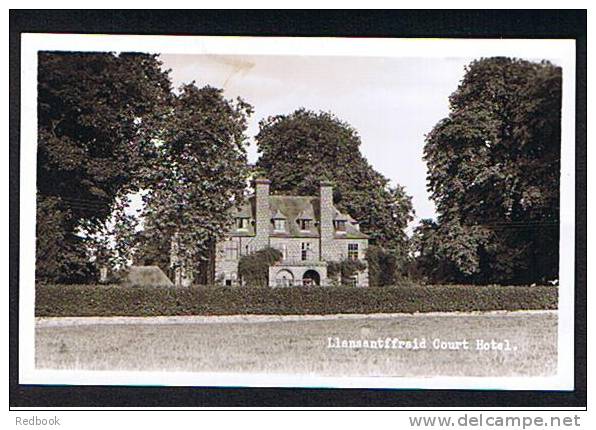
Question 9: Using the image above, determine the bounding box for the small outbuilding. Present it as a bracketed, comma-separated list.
[122, 265, 174, 288]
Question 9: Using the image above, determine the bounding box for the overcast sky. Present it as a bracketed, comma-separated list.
[160, 54, 475, 224]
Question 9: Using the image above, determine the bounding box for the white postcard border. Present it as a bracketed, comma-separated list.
[19, 34, 576, 390]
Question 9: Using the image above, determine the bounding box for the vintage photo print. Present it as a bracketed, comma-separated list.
[19, 34, 576, 391]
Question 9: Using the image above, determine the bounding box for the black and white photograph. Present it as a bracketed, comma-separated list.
[15, 29, 579, 395]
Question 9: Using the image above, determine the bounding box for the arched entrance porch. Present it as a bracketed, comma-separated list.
[302, 269, 320, 286]
[274, 269, 295, 287]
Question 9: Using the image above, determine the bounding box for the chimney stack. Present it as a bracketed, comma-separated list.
[254, 178, 271, 250]
[319, 180, 334, 260]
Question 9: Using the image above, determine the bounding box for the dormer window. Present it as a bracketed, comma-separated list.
[274, 219, 286, 232]
[236, 217, 249, 231]
[296, 208, 314, 232]
[272, 209, 287, 232]
[334, 220, 346, 232]
[333, 210, 349, 233]
[298, 219, 312, 231]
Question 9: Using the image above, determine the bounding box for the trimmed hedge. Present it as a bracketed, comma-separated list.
[36, 284, 558, 317]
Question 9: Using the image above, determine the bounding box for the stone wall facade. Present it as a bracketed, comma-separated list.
[213, 179, 370, 287]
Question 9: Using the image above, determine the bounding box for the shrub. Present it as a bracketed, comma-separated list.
[36, 284, 558, 317]
[237, 247, 283, 286]
[327, 259, 367, 285]
[365, 245, 413, 286]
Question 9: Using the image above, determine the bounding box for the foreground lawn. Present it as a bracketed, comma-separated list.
[36, 311, 557, 377]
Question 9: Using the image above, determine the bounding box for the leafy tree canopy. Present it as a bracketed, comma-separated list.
[419, 57, 561, 284]
[140, 84, 253, 275]
[38, 51, 172, 228]
[255, 109, 414, 256]
[36, 52, 172, 282]
[365, 245, 409, 287]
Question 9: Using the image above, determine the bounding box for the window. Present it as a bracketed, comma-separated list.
[224, 242, 239, 260]
[236, 217, 249, 230]
[348, 243, 359, 260]
[274, 219, 286, 231]
[301, 242, 312, 261]
[298, 219, 312, 230]
[334, 220, 346, 232]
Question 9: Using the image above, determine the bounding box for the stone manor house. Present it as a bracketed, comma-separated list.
[213, 178, 369, 287]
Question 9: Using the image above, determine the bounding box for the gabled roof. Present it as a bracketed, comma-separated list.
[227, 193, 368, 239]
[296, 207, 314, 220]
[272, 209, 287, 219]
[333, 209, 349, 221]
[269, 195, 319, 237]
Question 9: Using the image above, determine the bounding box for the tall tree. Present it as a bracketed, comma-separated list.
[421, 57, 562, 284]
[37, 52, 172, 282]
[139, 84, 253, 284]
[255, 109, 414, 258]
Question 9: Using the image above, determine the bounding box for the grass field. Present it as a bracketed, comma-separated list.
[35, 311, 557, 377]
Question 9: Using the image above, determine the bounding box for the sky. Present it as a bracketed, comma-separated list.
[159, 54, 476, 225]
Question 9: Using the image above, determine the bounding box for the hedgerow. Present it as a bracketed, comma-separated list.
[36, 284, 557, 317]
